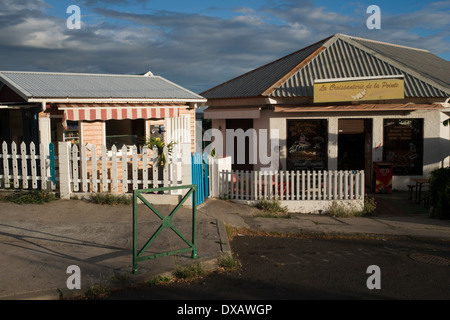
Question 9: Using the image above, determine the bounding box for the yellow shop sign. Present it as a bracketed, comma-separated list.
[314, 78, 404, 103]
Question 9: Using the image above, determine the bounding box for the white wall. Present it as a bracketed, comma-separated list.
[210, 108, 450, 191]
[270, 109, 449, 190]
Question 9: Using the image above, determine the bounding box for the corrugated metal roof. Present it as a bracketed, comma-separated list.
[0, 71, 206, 102]
[201, 37, 331, 99]
[203, 33, 450, 100]
[272, 37, 450, 98]
[346, 35, 450, 90]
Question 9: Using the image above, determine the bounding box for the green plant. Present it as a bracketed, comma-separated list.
[224, 224, 237, 240]
[329, 195, 376, 217]
[217, 253, 241, 270]
[429, 167, 450, 219]
[142, 136, 176, 168]
[255, 198, 290, 218]
[147, 275, 172, 286]
[361, 195, 377, 216]
[84, 283, 110, 299]
[1, 190, 56, 204]
[173, 262, 205, 280]
[91, 193, 131, 205]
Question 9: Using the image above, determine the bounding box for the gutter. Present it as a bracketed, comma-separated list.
[27, 97, 207, 105]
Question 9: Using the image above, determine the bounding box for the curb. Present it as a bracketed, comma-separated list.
[0, 289, 62, 300]
[216, 219, 232, 255]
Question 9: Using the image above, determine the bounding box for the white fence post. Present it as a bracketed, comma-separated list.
[211, 157, 232, 198]
[58, 142, 72, 199]
[30, 142, 38, 189]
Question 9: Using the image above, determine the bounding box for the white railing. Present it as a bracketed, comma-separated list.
[219, 170, 365, 202]
[0, 141, 56, 190]
[69, 143, 183, 194]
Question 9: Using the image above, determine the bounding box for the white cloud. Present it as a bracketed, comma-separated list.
[7, 17, 69, 49]
[0, 0, 448, 94]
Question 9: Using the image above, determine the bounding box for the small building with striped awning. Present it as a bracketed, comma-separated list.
[0, 70, 206, 154]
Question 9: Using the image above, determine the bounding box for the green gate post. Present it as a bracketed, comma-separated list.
[133, 185, 197, 274]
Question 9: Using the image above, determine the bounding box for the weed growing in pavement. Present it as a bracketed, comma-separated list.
[84, 283, 110, 300]
[329, 195, 377, 217]
[217, 253, 241, 270]
[255, 198, 290, 218]
[147, 275, 173, 286]
[173, 262, 205, 280]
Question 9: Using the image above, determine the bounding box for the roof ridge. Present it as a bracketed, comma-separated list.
[0, 70, 156, 78]
[335, 33, 430, 53]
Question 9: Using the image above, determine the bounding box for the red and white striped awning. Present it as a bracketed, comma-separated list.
[58, 103, 182, 128]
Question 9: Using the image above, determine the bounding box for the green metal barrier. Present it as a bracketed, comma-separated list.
[132, 185, 197, 274]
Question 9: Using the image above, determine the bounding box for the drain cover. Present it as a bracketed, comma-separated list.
[409, 253, 450, 266]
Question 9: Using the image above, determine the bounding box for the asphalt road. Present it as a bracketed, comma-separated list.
[104, 235, 450, 301]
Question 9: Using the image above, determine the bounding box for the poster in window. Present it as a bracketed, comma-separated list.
[383, 119, 423, 175]
[287, 120, 328, 170]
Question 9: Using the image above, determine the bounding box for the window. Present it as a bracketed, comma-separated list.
[383, 119, 423, 175]
[105, 119, 145, 151]
[287, 119, 328, 170]
[63, 121, 79, 145]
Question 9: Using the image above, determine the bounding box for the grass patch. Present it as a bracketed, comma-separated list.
[225, 224, 238, 241]
[217, 253, 241, 270]
[329, 195, 377, 218]
[255, 198, 290, 218]
[173, 262, 205, 280]
[84, 283, 110, 300]
[147, 275, 173, 286]
[91, 193, 132, 206]
[1, 190, 56, 204]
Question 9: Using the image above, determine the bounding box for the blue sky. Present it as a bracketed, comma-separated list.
[0, 0, 448, 93]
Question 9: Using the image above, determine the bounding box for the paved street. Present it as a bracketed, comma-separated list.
[1, 193, 449, 300]
[105, 235, 450, 300]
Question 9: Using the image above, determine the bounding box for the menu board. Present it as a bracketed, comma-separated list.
[287, 120, 328, 170]
[383, 119, 423, 175]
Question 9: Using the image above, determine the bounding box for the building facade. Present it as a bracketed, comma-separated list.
[0, 71, 206, 155]
[202, 34, 450, 190]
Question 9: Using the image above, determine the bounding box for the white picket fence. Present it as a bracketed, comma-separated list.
[1, 141, 365, 212]
[69, 143, 183, 194]
[219, 170, 365, 202]
[0, 141, 185, 197]
[0, 141, 56, 191]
